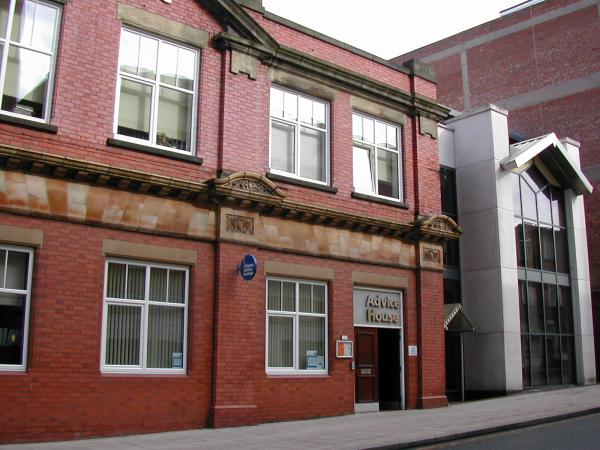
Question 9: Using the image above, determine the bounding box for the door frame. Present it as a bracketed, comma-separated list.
[353, 286, 405, 411]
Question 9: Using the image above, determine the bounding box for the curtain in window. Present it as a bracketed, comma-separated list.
[299, 127, 325, 181]
[299, 316, 324, 370]
[127, 265, 145, 300]
[353, 146, 374, 193]
[105, 304, 141, 365]
[271, 121, 295, 173]
[268, 316, 293, 368]
[147, 305, 183, 368]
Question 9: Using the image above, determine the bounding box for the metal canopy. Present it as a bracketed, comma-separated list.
[444, 303, 476, 333]
[500, 133, 593, 195]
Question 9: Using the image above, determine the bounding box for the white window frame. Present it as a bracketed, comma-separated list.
[269, 85, 330, 185]
[0, 0, 62, 123]
[113, 27, 200, 155]
[352, 112, 404, 202]
[100, 258, 189, 374]
[265, 277, 328, 375]
[0, 244, 34, 372]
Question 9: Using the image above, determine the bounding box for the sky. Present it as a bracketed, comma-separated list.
[262, 0, 525, 58]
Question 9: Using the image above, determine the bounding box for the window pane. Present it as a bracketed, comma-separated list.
[117, 79, 152, 140]
[440, 168, 457, 216]
[168, 270, 185, 304]
[313, 101, 325, 129]
[299, 316, 325, 370]
[551, 187, 566, 227]
[105, 304, 141, 366]
[176, 47, 195, 90]
[443, 278, 461, 305]
[282, 282, 295, 312]
[524, 221, 540, 269]
[512, 173, 522, 216]
[522, 166, 546, 193]
[299, 127, 325, 181]
[375, 121, 386, 147]
[538, 187, 552, 224]
[299, 283, 311, 313]
[30, 2, 57, 53]
[353, 146, 374, 193]
[559, 286, 573, 334]
[138, 35, 157, 80]
[270, 88, 283, 119]
[298, 96, 312, 125]
[386, 125, 398, 150]
[528, 281, 544, 333]
[521, 335, 531, 387]
[149, 268, 167, 302]
[158, 41, 177, 86]
[313, 285, 325, 314]
[352, 114, 362, 140]
[540, 224, 555, 272]
[106, 263, 126, 299]
[157, 87, 192, 151]
[561, 335, 575, 384]
[377, 149, 399, 198]
[119, 30, 139, 75]
[0, 294, 25, 365]
[6, 251, 28, 290]
[363, 117, 374, 143]
[267, 280, 281, 310]
[515, 219, 525, 267]
[0, 250, 5, 287]
[521, 180, 537, 220]
[443, 240, 459, 268]
[271, 121, 295, 173]
[530, 335, 546, 386]
[268, 315, 293, 368]
[283, 91, 297, 121]
[546, 335, 562, 385]
[555, 228, 569, 274]
[0, 2, 9, 37]
[127, 265, 145, 300]
[544, 284, 559, 333]
[10, 0, 35, 47]
[518, 280, 528, 332]
[2, 46, 50, 118]
[147, 305, 184, 368]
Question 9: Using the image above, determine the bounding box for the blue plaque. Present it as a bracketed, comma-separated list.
[238, 254, 257, 281]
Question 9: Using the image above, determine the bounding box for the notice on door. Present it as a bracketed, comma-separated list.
[353, 288, 402, 329]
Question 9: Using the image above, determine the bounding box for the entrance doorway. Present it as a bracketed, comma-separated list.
[354, 327, 403, 411]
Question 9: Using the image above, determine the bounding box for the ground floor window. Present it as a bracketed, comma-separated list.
[0, 245, 33, 370]
[102, 258, 189, 373]
[266, 278, 327, 374]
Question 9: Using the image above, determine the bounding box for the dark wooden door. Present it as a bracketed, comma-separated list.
[355, 327, 378, 403]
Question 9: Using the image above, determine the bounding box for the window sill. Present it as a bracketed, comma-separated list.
[107, 138, 203, 165]
[0, 113, 58, 134]
[351, 191, 409, 209]
[266, 172, 338, 193]
[0, 367, 27, 374]
[101, 370, 187, 377]
[266, 372, 329, 378]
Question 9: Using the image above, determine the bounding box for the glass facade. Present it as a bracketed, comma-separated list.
[440, 166, 460, 304]
[513, 166, 575, 387]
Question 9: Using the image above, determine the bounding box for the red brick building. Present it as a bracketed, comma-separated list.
[392, 0, 600, 377]
[0, 0, 457, 443]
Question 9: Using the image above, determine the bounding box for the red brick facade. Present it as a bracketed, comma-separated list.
[393, 0, 600, 376]
[0, 0, 455, 443]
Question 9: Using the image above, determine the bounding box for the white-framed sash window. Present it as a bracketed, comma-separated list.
[0, 0, 61, 122]
[114, 28, 199, 154]
[101, 258, 189, 374]
[266, 277, 327, 375]
[0, 245, 34, 371]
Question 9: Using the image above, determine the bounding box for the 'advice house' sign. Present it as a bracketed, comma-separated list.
[353, 288, 402, 329]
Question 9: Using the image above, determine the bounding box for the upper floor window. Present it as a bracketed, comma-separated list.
[115, 28, 199, 154]
[269, 86, 329, 184]
[0, 0, 61, 122]
[101, 258, 189, 374]
[0, 245, 33, 371]
[352, 113, 403, 201]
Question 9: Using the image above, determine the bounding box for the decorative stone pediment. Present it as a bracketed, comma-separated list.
[413, 214, 462, 242]
[212, 172, 286, 198]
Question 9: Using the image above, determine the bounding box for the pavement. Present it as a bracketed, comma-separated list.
[4, 384, 600, 450]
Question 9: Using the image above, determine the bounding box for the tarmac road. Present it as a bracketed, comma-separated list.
[423, 412, 600, 450]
